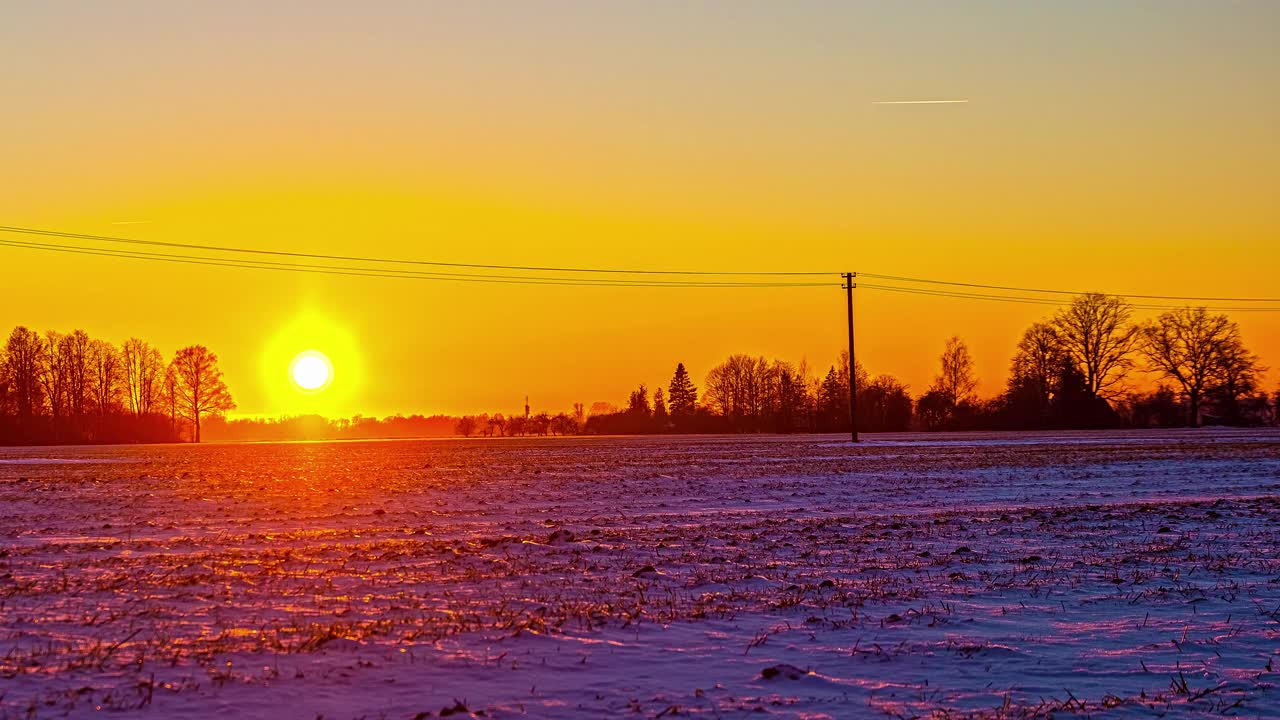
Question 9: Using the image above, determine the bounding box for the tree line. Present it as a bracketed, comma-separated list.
[942, 294, 1270, 430]
[4, 293, 1272, 445]
[0, 326, 235, 445]
[201, 413, 457, 442]
[457, 294, 1275, 436]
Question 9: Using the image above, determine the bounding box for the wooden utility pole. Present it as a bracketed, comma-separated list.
[843, 272, 858, 442]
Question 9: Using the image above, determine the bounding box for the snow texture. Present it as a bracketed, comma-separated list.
[2, 428, 1279, 718]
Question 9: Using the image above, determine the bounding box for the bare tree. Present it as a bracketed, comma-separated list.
[704, 354, 773, 428]
[837, 350, 868, 403]
[1052, 293, 1139, 399]
[771, 360, 811, 432]
[1139, 307, 1237, 426]
[39, 331, 67, 429]
[931, 336, 977, 407]
[486, 413, 506, 437]
[1009, 322, 1065, 408]
[122, 337, 164, 416]
[59, 330, 93, 420]
[88, 339, 123, 418]
[1210, 333, 1266, 424]
[704, 356, 746, 420]
[3, 327, 45, 420]
[170, 345, 235, 442]
[160, 363, 179, 434]
[0, 344, 6, 415]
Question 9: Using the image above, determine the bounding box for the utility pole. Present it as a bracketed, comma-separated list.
[843, 272, 858, 442]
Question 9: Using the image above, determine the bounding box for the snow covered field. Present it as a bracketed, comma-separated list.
[2, 429, 1279, 719]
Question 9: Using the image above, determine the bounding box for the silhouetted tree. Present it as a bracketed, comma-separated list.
[929, 336, 977, 412]
[1139, 307, 1239, 426]
[705, 355, 772, 431]
[652, 387, 668, 427]
[39, 331, 68, 438]
[772, 362, 810, 433]
[487, 413, 506, 437]
[1053, 293, 1138, 399]
[589, 401, 618, 416]
[0, 347, 7, 417]
[122, 337, 163, 417]
[627, 383, 651, 417]
[915, 390, 951, 431]
[667, 363, 697, 419]
[0, 326, 183, 445]
[997, 322, 1069, 428]
[1011, 322, 1064, 407]
[455, 416, 478, 437]
[202, 413, 457, 442]
[170, 345, 235, 443]
[550, 412, 577, 435]
[1052, 363, 1120, 428]
[89, 339, 122, 421]
[1209, 335, 1266, 425]
[60, 330, 92, 421]
[859, 375, 913, 432]
[504, 415, 526, 436]
[1120, 385, 1185, 428]
[161, 362, 180, 436]
[3, 327, 44, 421]
[817, 366, 846, 431]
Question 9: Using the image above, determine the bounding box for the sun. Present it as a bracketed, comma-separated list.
[289, 350, 333, 394]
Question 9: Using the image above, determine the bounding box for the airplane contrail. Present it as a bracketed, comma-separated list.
[872, 99, 969, 105]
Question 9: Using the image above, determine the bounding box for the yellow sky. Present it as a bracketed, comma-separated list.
[2, 2, 1277, 417]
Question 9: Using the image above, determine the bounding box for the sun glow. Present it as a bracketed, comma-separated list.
[289, 350, 333, 394]
[260, 311, 363, 415]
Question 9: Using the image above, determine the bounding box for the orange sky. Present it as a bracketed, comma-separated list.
[2, 2, 1277, 417]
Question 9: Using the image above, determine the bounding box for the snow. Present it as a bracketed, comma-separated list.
[0, 458, 135, 465]
[1, 429, 1279, 718]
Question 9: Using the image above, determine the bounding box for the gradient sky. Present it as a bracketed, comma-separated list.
[2, 1, 1277, 417]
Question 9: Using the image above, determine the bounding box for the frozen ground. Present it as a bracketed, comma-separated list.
[1, 429, 1279, 719]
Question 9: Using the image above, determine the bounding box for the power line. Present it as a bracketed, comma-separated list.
[0, 225, 830, 277]
[0, 238, 834, 286]
[10, 236, 1278, 311]
[858, 271, 1280, 303]
[3, 224, 1279, 305]
[0, 239, 836, 288]
[857, 283, 1280, 312]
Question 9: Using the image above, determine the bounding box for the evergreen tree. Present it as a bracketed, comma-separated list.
[1051, 364, 1120, 429]
[818, 366, 846, 431]
[627, 383, 651, 416]
[653, 387, 668, 423]
[667, 363, 697, 417]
